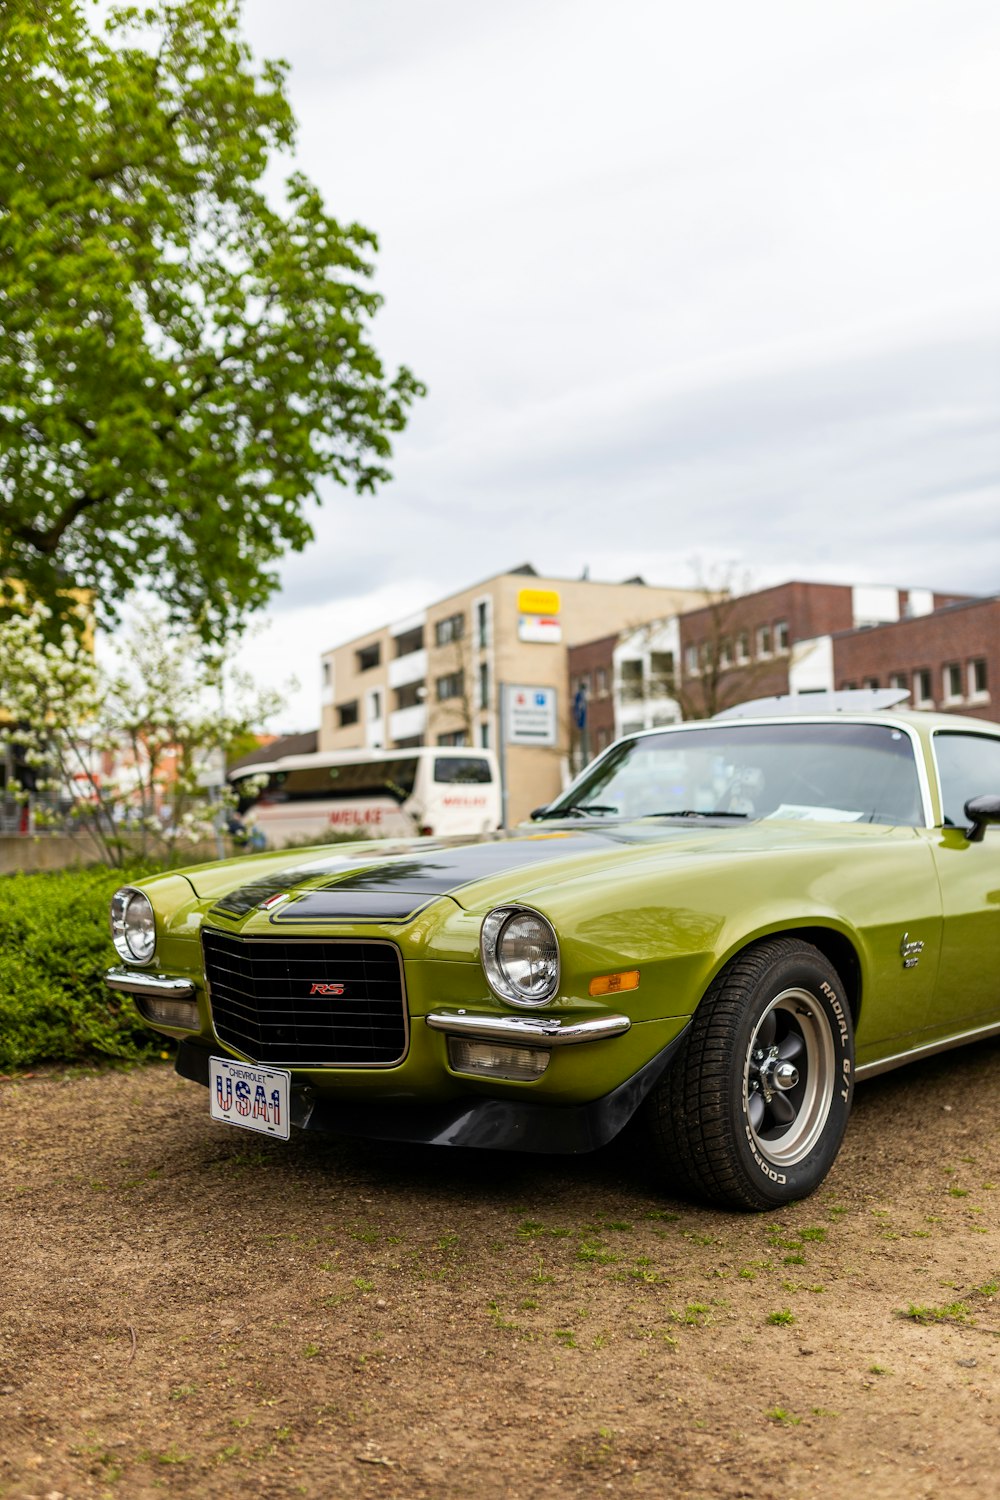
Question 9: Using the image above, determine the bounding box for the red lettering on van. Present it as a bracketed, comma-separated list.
[328, 807, 384, 826]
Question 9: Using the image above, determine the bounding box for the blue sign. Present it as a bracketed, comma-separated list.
[573, 689, 587, 730]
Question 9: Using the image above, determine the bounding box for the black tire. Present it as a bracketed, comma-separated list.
[644, 937, 855, 1210]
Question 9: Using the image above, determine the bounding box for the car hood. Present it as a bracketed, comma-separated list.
[179, 817, 913, 925]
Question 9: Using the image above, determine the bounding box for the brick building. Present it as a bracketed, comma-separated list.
[832, 595, 999, 720]
[567, 580, 985, 753]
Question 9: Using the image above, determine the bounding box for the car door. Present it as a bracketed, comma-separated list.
[926, 729, 1000, 1033]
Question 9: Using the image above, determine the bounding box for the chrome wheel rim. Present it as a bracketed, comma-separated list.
[743, 988, 835, 1167]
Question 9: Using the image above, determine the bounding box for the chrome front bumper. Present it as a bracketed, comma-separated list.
[424, 1010, 630, 1047]
[105, 968, 196, 1000]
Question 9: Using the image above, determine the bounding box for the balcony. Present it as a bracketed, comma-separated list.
[389, 648, 428, 689]
[389, 704, 426, 742]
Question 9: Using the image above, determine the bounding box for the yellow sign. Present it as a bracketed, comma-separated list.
[517, 588, 560, 616]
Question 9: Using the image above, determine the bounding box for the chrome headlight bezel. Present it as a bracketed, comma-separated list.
[480, 905, 560, 1008]
[110, 886, 157, 966]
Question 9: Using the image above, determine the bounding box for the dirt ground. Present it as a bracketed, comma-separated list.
[2, 1046, 1000, 1500]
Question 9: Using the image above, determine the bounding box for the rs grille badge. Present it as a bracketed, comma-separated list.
[309, 982, 346, 996]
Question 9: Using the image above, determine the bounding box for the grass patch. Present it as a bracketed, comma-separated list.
[901, 1302, 973, 1324]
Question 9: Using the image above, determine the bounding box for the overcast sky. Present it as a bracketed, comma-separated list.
[233, 0, 1000, 730]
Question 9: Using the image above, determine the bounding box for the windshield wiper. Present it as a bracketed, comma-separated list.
[644, 809, 748, 819]
[535, 803, 619, 819]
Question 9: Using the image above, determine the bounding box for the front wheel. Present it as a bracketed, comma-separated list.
[645, 938, 855, 1210]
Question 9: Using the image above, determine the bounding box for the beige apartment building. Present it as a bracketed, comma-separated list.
[319, 565, 705, 824]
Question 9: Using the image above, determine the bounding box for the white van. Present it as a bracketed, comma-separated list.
[230, 746, 502, 848]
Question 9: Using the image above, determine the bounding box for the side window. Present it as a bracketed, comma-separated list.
[933, 734, 1000, 828]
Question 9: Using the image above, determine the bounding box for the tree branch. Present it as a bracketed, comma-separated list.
[13, 491, 110, 554]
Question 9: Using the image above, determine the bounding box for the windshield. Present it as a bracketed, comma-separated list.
[544, 721, 923, 827]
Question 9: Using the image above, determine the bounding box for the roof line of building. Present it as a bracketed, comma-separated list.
[828, 591, 999, 641]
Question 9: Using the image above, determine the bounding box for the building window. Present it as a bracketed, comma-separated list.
[436, 670, 464, 702]
[620, 660, 643, 699]
[736, 631, 750, 664]
[718, 638, 732, 669]
[864, 677, 880, 690]
[478, 662, 489, 711]
[395, 681, 424, 710]
[889, 672, 908, 692]
[476, 600, 490, 649]
[369, 690, 381, 720]
[356, 642, 381, 672]
[394, 626, 424, 657]
[322, 660, 331, 687]
[437, 731, 468, 747]
[969, 659, 989, 699]
[944, 662, 963, 702]
[337, 701, 359, 728]
[479, 722, 490, 749]
[684, 644, 700, 677]
[596, 667, 608, 697]
[840, 681, 857, 691]
[756, 624, 772, 658]
[649, 650, 675, 690]
[775, 621, 790, 653]
[434, 613, 464, 647]
[914, 668, 933, 706]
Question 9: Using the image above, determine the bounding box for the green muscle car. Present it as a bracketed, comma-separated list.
[105, 692, 1000, 1210]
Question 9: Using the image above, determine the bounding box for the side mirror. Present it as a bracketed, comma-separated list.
[964, 794, 1000, 843]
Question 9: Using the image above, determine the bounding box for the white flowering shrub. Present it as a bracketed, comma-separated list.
[0, 602, 284, 866]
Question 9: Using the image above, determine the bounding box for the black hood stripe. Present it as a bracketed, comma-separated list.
[269, 833, 617, 923]
[209, 828, 633, 923]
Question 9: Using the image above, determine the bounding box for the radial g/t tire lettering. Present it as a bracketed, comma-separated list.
[644, 938, 855, 1211]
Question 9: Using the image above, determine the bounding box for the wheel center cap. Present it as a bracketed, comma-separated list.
[755, 1045, 800, 1099]
[772, 1060, 799, 1091]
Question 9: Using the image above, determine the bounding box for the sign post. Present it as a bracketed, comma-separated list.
[573, 684, 589, 768]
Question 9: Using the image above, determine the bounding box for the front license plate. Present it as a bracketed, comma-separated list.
[209, 1056, 291, 1141]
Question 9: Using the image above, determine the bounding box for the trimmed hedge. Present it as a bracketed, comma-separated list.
[0, 864, 170, 1070]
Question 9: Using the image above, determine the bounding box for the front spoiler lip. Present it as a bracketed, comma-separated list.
[173, 1026, 688, 1154]
[424, 1009, 630, 1047]
[105, 967, 196, 1000]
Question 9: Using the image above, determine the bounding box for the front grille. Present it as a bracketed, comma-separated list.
[202, 929, 407, 1067]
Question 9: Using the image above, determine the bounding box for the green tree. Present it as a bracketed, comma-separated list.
[0, 0, 423, 643]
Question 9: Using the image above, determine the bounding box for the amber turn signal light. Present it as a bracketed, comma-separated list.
[588, 970, 640, 997]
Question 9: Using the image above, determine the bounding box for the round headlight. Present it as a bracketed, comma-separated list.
[110, 886, 156, 965]
[480, 906, 559, 1007]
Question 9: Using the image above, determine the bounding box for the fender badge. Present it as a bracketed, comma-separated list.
[900, 932, 924, 969]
